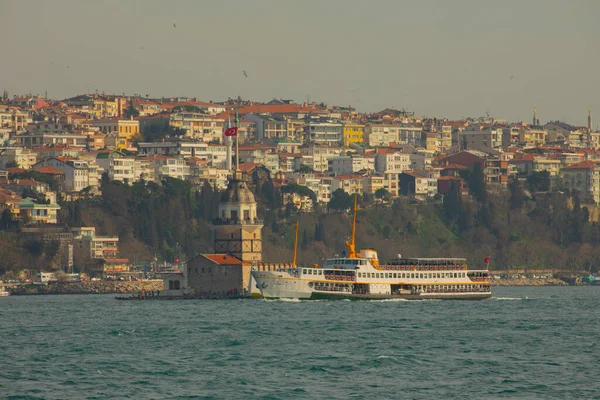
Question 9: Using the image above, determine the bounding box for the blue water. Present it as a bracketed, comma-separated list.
[0, 287, 599, 399]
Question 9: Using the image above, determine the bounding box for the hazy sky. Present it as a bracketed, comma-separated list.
[1, 0, 598, 125]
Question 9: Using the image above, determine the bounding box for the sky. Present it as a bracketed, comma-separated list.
[1, 0, 598, 125]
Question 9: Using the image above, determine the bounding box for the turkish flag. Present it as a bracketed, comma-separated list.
[484, 257, 491, 264]
[224, 127, 238, 137]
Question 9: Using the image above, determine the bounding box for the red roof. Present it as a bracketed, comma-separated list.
[5, 168, 26, 173]
[565, 160, 596, 170]
[202, 254, 244, 265]
[33, 166, 65, 175]
[438, 176, 464, 181]
[238, 162, 262, 172]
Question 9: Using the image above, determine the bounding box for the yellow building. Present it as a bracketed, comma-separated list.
[342, 122, 365, 146]
[92, 118, 141, 150]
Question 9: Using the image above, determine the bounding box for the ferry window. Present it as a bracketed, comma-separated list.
[377, 273, 380, 278]
[420, 273, 423, 279]
[308, 270, 313, 275]
[393, 273, 397, 278]
[411, 273, 414, 278]
[303, 269, 307, 274]
[358, 272, 361, 278]
[318, 270, 322, 275]
[352, 260, 358, 265]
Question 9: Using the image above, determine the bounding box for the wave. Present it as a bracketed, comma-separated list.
[492, 297, 526, 301]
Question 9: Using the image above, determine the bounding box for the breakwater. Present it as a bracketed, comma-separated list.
[7, 280, 163, 295]
[490, 277, 567, 286]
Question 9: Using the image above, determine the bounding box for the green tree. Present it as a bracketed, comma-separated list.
[0, 209, 13, 230]
[509, 179, 524, 210]
[468, 163, 487, 203]
[5, 161, 18, 168]
[375, 188, 392, 203]
[443, 182, 463, 228]
[328, 189, 353, 212]
[527, 171, 550, 192]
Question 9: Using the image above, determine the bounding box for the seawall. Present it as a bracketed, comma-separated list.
[490, 278, 567, 286]
[7, 280, 163, 295]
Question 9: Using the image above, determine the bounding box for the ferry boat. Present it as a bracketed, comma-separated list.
[251, 197, 491, 300]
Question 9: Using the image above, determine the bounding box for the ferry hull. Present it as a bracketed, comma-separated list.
[252, 271, 491, 301]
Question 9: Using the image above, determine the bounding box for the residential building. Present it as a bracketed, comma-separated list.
[92, 118, 140, 150]
[33, 158, 94, 193]
[561, 161, 600, 204]
[71, 227, 120, 268]
[458, 127, 503, 151]
[374, 148, 411, 175]
[331, 174, 364, 196]
[169, 113, 225, 142]
[15, 131, 88, 148]
[19, 198, 60, 224]
[137, 140, 209, 158]
[342, 122, 365, 146]
[399, 169, 439, 198]
[152, 155, 191, 181]
[304, 121, 343, 145]
[243, 114, 290, 141]
[437, 176, 467, 196]
[96, 151, 136, 183]
[300, 144, 343, 173]
[0, 147, 37, 169]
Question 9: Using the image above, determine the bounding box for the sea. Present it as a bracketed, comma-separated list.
[1, 286, 599, 400]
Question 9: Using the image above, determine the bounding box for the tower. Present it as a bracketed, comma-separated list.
[213, 171, 263, 263]
[533, 108, 537, 126]
[589, 109, 593, 132]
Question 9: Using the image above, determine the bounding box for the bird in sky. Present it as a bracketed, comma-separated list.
[243, 71, 248, 78]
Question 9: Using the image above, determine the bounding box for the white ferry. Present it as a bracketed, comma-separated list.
[251, 198, 491, 300]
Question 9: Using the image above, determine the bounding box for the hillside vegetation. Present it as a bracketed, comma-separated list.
[2, 171, 599, 275]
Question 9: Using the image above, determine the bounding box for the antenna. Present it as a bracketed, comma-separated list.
[345, 194, 359, 258]
[293, 220, 299, 267]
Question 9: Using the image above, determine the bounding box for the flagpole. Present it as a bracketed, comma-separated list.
[235, 107, 240, 171]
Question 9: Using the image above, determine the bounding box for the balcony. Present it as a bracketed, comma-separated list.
[212, 218, 264, 226]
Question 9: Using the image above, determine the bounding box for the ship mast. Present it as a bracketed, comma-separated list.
[293, 220, 299, 267]
[345, 194, 359, 258]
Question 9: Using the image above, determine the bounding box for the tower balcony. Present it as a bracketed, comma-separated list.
[212, 217, 264, 226]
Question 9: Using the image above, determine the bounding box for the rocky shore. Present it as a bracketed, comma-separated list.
[490, 278, 567, 286]
[7, 280, 163, 295]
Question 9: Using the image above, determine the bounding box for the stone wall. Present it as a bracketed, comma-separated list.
[7, 280, 163, 295]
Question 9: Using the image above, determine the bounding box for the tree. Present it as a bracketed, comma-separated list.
[443, 182, 463, 228]
[468, 163, 487, 203]
[375, 188, 392, 203]
[5, 161, 18, 169]
[295, 165, 315, 173]
[509, 179, 524, 210]
[123, 100, 140, 118]
[527, 171, 550, 192]
[0, 209, 13, 230]
[328, 189, 353, 212]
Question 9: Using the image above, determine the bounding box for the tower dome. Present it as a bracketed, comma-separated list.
[221, 178, 256, 204]
[217, 172, 258, 223]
